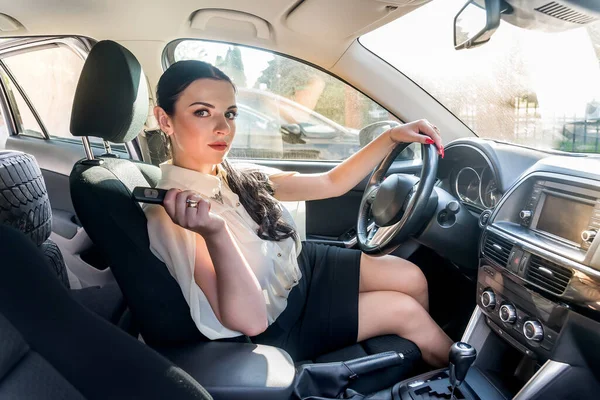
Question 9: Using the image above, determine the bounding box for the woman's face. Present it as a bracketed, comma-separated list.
[156, 78, 237, 174]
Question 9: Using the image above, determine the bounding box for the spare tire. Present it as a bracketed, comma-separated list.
[0, 151, 52, 246]
[40, 238, 70, 289]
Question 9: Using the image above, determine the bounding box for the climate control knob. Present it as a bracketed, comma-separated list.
[481, 290, 496, 309]
[499, 304, 517, 324]
[523, 320, 544, 342]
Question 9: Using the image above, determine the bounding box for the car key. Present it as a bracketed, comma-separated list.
[132, 187, 168, 204]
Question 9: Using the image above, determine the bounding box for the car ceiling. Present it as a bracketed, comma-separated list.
[0, 0, 474, 143]
[0, 0, 430, 82]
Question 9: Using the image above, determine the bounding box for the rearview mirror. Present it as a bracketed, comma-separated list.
[454, 0, 501, 50]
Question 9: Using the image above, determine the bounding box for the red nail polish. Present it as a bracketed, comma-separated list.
[425, 138, 435, 145]
[441, 148, 445, 159]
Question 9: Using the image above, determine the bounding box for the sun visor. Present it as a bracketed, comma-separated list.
[285, 0, 428, 40]
[190, 9, 272, 41]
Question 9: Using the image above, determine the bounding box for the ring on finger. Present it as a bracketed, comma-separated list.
[186, 198, 199, 208]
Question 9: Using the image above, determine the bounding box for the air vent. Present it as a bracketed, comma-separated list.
[483, 232, 513, 267]
[535, 2, 597, 24]
[526, 255, 573, 295]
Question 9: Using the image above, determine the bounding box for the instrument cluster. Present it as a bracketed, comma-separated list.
[454, 166, 502, 209]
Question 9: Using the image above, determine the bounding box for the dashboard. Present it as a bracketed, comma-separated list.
[425, 138, 600, 363]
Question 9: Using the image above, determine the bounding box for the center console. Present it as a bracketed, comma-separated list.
[476, 172, 600, 359]
[457, 170, 600, 399]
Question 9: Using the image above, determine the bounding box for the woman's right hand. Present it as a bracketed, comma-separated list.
[163, 189, 225, 237]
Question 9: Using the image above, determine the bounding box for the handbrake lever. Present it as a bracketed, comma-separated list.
[342, 351, 405, 378]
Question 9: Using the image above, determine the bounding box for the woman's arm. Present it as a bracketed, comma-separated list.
[271, 119, 443, 202]
[164, 189, 268, 337]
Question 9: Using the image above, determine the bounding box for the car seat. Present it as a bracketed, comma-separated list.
[68, 40, 422, 391]
[0, 224, 211, 400]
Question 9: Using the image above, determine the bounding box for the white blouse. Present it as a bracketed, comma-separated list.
[143, 162, 303, 340]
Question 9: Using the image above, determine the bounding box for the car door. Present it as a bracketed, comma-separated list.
[163, 40, 423, 250]
[0, 36, 135, 288]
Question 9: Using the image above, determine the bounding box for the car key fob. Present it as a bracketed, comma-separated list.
[132, 187, 168, 204]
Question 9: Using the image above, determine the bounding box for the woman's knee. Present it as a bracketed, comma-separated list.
[396, 258, 428, 297]
[389, 292, 425, 327]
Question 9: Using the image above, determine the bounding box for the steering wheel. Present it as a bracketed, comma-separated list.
[357, 142, 439, 255]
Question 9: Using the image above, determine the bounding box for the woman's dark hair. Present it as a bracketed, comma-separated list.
[156, 60, 296, 242]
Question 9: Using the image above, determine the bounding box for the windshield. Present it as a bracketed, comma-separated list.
[361, 0, 600, 154]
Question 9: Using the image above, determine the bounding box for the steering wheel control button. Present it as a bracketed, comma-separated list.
[481, 290, 496, 309]
[581, 230, 597, 243]
[479, 209, 492, 227]
[499, 304, 517, 324]
[523, 320, 544, 342]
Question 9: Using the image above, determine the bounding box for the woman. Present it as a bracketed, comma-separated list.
[144, 60, 452, 367]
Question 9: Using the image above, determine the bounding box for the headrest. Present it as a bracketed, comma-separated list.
[70, 40, 149, 143]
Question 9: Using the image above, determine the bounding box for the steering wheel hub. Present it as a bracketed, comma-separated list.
[372, 174, 419, 226]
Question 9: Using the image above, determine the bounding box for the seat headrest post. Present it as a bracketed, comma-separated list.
[101, 140, 118, 158]
[102, 140, 112, 155]
[81, 136, 104, 166]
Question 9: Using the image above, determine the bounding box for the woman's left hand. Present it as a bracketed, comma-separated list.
[389, 119, 444, 158]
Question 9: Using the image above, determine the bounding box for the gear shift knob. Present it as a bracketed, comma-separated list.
[449, 342, 477, 388]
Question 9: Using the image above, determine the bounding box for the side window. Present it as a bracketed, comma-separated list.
[0, 69, 44, 138]
[3, 45, 83, 139]
[172, 40, 418, 162]
[0, 43, 128, 155]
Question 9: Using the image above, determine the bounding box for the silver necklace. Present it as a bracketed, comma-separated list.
[211, 174, 224, 204]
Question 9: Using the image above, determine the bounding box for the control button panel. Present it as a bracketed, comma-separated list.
[519, 183, 543, 227]
[477, 281, 559, 359]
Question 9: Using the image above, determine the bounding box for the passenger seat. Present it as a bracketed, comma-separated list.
[0, 224, 212, 400]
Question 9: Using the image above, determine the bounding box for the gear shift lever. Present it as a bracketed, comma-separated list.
[449, 342, 477, 399]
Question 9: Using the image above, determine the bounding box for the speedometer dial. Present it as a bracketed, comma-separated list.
[482, 179, 500, 208]
[480, 167, 501, 208]
[455, 167, 480, 204]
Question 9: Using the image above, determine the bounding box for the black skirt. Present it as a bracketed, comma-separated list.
[252, 241, 362, 361]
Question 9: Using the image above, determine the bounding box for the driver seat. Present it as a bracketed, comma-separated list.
[68, 40, 422, 390]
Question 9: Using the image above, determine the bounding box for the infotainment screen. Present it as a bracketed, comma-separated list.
[536, 194, 594, 244]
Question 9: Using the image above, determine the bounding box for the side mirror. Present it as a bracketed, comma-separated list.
[280, 123, 305, 144]
[358, 121, 400, 148]
[281, 123, 302, 136]
[454, 0, 501, 50]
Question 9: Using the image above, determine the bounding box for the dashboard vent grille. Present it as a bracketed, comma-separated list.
[534, 2, 596, 24]
[526, 255, 573, 295]
[483, 232, 513, 267]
